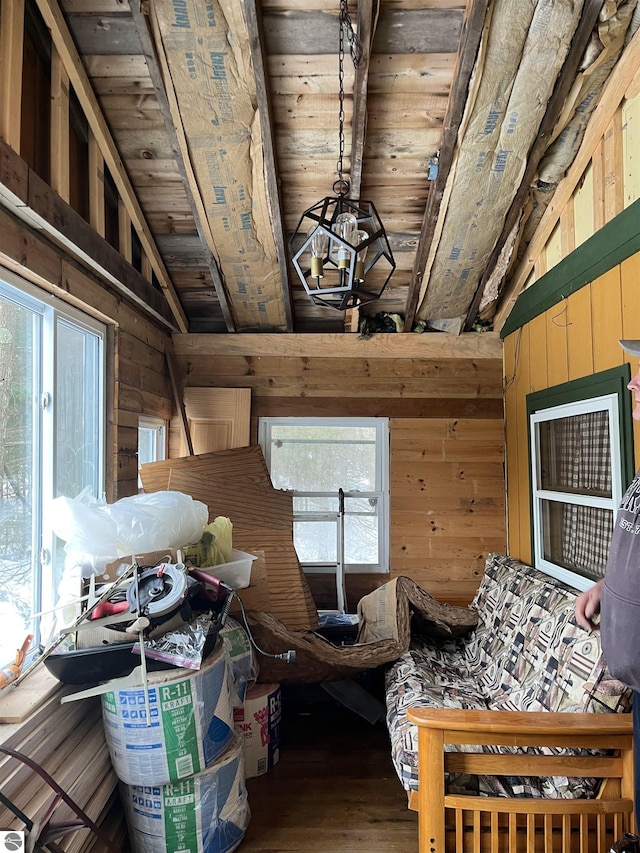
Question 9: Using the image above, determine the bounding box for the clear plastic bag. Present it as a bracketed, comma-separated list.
[51, 489, 209, 558]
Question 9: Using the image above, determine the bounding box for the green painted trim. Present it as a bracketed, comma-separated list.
[501, 198, 640, 338]
[526, 364, 634, 569]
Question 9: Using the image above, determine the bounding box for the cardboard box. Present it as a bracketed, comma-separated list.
[234, 682, 281, 778]
[100, 550, 180, 583]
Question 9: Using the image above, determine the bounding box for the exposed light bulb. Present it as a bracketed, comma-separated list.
[331, 213, 358, 269]
[308, 225, 329, 278]
[354, 229, 369, 282]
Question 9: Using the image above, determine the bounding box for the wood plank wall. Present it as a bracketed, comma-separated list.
[171, 332, 505, 609]
[0, 203, 173, 501]
[504, 258, 640, 565]
[502, 62, 640, 564]
[390, 417, 506, 605]
[0, 25, 174, 846]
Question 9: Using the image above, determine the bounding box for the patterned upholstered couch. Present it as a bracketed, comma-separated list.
[385, 552, 632, 800]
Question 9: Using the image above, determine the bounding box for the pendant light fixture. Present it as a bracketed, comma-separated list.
[290, 0, 395, 312]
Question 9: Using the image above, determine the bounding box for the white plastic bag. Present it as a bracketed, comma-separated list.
[51, 489, 209, 558]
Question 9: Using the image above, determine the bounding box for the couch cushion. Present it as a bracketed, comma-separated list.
[385, 553, 632, 795]
[466, 553, 630, 715]
[385, 641, 488, 792]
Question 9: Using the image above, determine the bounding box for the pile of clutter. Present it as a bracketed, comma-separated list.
[18, 490, 288, 853]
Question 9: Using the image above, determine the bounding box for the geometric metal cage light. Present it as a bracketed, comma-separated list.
[290, 183, 396, 311]
[289, 0, 395, 312]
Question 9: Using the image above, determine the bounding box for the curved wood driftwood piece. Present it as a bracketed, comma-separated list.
[247, 576, 478, 684]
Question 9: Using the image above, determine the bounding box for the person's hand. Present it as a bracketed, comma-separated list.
[574, 578, 604, 631]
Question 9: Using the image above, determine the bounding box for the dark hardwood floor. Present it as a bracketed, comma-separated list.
[239, 685, 418, 853]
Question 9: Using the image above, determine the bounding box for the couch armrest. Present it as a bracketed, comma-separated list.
[406, 708, 634, 853]
[408, 707, 633, 740]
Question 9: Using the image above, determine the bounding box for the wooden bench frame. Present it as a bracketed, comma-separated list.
[406, 708, 635, 853]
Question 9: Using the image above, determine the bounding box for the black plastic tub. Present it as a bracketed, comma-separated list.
[43, 623, 222, 685]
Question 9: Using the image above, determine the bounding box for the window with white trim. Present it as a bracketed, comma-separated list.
[528, 367, 633, 592]
[0, 271, 105, 664]
[138, 415, 166, 486]
[259, 418, 389, 608]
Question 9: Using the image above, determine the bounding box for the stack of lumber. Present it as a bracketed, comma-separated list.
[0, 687, 125, 851]
[140, 445, 318, 629]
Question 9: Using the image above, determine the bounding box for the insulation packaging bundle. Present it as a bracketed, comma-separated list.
[122, 734, 249, 853]
[101, 643, 235, 786]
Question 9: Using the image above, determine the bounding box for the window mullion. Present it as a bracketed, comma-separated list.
[40, 305, 57, 622]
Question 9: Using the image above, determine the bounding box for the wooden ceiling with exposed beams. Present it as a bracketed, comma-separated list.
[53, 0, 639, 334]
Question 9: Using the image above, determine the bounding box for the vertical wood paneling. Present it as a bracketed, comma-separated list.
[621, 252, 640, 463]
[603, 112, 624, 221]
[503, 332, 520, 558]
[574, 163, 595, 246]
[622, 90, 640, 206]
[504, 260, 640, 564]
[528, 313, 547, 392]
[592, 138, 605, 233]
[591, 267, 623, 374]
[514, 324, 531, 565]
[545, 300, 569, 388]
[560, 196, 576, 256]
[566, 284, 593, 380]
[533, 254, 547, 279]
[545, 222, 563, 270]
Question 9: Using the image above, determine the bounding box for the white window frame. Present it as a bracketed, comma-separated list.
[138, 415, 166, 485]
[530, 393, 623, 592]
[0, 268, 106, 653]
[258, 417, 390, 576]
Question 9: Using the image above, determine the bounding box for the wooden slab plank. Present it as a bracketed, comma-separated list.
[140, 446, 317, 627]
[0, 667, 61, 724]
[140, 444, 271, 492]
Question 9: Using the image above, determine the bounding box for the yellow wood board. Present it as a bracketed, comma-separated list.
[567, 284, 594, 380]
[527, 313, 548, 393]
[592, 267, 624, 374]
[545, 301, 569, 388]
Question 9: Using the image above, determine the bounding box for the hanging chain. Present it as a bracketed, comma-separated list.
[335, 0, 362, 192]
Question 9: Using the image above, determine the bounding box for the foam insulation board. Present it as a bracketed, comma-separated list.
[151, 0, 286, 329]
[416, 0, 585, 324]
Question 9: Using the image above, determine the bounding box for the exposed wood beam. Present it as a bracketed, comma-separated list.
[34, 0, 188, 332]
[128, 0, 237, 333]
[403, 0, 489, 331]
[0, 138, 176, 329]
[88, 132, 105, 238]
[242, 0, 294, 332]
[50, 52, 70, 203]
[173, 331, 503, 360]
[0, 0, 25, 151]
[118, 199, 132, 265]
[252, 396, 504, 419]
[166, 345, 194, 456]
[493, 24, 640, 331]
[349, 0, 377, 202]
[462, 0, 605, 332]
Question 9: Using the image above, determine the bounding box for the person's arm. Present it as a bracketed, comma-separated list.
[574, 578, 604, 631]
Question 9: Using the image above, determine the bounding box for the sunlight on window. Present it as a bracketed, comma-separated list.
[259, 419, 388, 576]
[0, 274, 105, 665]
